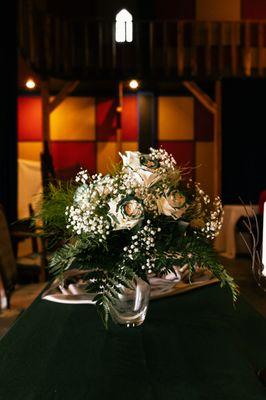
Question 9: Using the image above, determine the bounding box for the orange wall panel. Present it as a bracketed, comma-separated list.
[195, 142, 214, 198]
[196, 0, 241, 21]
[97, 142, 118, 175]
[121, 141, 138, 153]
[18, 142, 43, 161]
[50, 97, 95, 141]
[158, 97, 194, 141]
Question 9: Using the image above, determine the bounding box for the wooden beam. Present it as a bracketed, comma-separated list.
[49, 81, 80, 113]
[214, 80, 222, 197]
[183, 81, 217, 114]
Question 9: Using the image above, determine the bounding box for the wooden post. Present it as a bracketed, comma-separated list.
[177, 21, 184, 76]
[205, 22, 212, 76]
[244, 21, 251, 76]
[149, 21, 154, 72]
[218, 23, 225, 74]
[116, 81, 123, 159]
[191, 21, 197, 76]
[258, 22, 264, 77]
[231, 22, 237, 76]
[214, 80, 222, 197]
[84, 23, 90, 69]
[41, 80, 50, 152]
[163, 21, 169, 75]
[98, 21, 103, 69]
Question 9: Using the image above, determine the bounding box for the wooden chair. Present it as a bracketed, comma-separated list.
[0, 205, 46, 310]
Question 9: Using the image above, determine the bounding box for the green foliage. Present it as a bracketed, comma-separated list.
[35, 181, 76, 247]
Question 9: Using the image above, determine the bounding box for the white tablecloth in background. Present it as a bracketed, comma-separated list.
[215, 204, 258, 259]
[18, 159, 42, 219]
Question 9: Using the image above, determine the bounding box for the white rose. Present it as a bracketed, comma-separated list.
[108, 196, 144, 230]
[157, 190, 187, 220]
[119, 151, 141, 170]
[120, 151, 161, 187]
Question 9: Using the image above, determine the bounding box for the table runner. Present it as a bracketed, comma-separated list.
[0, 284, 266, 400]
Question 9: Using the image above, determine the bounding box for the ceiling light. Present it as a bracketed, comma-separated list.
[25, 79, 36, 89]
[129, 79, 139, 90]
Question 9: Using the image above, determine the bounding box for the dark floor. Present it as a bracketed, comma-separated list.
[221, 255, 266, 317]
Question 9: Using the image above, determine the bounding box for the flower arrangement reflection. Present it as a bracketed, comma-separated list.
[40, 148, 238, 326]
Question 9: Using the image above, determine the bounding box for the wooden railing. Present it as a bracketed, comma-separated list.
[19, 1, 266, 80]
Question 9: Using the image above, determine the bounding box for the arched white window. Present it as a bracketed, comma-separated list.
[115, 9, 133, 43]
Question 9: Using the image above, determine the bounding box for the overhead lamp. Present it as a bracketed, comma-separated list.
[129, 79, 139, 90]
[25, 78, 36, 90]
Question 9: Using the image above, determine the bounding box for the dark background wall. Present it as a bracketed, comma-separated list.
[0, 2, 17, 222]
[222, 79, 266, 204]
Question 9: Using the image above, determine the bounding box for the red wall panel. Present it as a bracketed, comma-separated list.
[96, 98, 117, 141]
[122, 95, 138, 141]
[18, 96, 42, 141]
[96, 96, 138, 142]
[242, 0, 266, 19]
[158, 141, 195, 178]
[155, 0, 195, 19]
[194, 99, 214, 141]
[51, 142, 96, 173]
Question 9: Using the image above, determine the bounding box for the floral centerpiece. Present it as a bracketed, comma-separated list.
[39, 148, 238, 327]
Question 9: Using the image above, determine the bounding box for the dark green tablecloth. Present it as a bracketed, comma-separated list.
[0, 284, 266, 400]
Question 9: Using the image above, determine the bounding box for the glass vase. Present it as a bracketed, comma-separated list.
[109, 277, 150, 327]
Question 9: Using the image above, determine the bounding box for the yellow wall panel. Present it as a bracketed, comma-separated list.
[97, 142, 117, 174]
[121, 141, 138, 153]
[196, 0, 241, 21]
[50, 97, 95, 141]
[195, 142, 214, 199]
[158, 97, 194, 141]
[18, 142, 43, 162]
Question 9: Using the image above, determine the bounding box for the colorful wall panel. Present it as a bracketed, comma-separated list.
[96, 95, 138, 142]
[194, 99, 214, 141]
[196, 0, 241, 21]
[96, 98, 117, 141]
[96, 141, 118, 175]
[195, 142, 214, 196]
[18, 142, 43, 162]
[242, 0, 266, 19]
[121, 96, 138, 141]
[51, 142, 96, 172]
[18, 96, 42, 141]
[158, 96, 194, 141]
[50, 97, 95, 141]
[18, 93, 214, 197]
[159, 141, 195, 171]
[155, 0, 195, 19]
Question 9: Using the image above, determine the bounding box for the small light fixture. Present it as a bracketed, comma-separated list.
[25, 78, 36, 90]
[129, 79, 139, 90]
